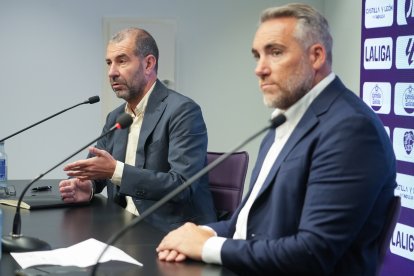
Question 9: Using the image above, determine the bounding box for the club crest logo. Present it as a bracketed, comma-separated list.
[404, 131, 414, 155]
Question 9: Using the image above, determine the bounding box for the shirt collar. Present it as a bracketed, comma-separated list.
[125, 81, 156, 117]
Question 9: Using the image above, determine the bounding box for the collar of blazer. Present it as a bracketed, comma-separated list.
[135, 80, 169, 167]
[111, 80, 169, 164]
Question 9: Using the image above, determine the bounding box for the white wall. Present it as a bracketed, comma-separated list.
[0, 0, 360, 196]
[324, 0, 362, 94]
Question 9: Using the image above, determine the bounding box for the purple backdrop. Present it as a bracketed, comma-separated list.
[361, 0, 414, 275]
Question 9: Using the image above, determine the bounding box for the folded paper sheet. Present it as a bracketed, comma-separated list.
[11, 238, 142, 269]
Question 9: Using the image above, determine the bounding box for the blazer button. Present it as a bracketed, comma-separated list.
[136, 190, 146, 197]
[250, 233, 256, 238]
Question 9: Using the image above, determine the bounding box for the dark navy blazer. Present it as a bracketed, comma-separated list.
[208, 77, 396, 275]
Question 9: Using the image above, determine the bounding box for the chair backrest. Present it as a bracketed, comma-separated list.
[207, 151, 249, 220]
[377, 196, 401, 275]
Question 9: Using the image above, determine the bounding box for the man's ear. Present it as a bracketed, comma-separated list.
[145, 55, 157, 72]
[309, 43, 326, 70]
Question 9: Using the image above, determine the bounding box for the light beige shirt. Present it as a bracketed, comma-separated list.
[110, 82, 155, 215]
[202, 72, 336, 264]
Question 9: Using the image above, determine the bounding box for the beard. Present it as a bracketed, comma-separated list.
[263, 62, 314, 110]
[111, 73, 146, 102]
[114, 86, 141, 102]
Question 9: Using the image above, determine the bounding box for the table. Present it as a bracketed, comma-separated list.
[0, 180, 236, 275]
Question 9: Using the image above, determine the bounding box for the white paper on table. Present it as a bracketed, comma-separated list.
[11, 238, 143, 269]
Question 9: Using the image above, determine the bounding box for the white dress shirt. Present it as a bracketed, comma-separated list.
[202, 72, 336, 264]
[110, 82, 155, 215]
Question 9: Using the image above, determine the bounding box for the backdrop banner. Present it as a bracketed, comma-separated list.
[361, 0, 414, 275]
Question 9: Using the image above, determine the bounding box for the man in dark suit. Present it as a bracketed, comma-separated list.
[59, 28, 216, 231]
[156, 3, 396, 275]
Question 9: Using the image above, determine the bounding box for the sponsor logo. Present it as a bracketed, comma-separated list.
[362, 82, 391, 114]
[393, 128, 414, 163]
[403, 85, 414, 113]
[395, 173, 414, 209]
[365, 0, 394, 28]
[364, 37, 393, 69]
[370, 84, 383, 111]
[391, 223, 414, 260]
[397, 0, 414, 25]
[396, 36, 414, 69]
[395, 83, 414, 116]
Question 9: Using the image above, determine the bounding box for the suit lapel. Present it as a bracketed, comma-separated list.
[136, 80, 168, 167]
[112, 128, 128, 161]
[257, 113, 318, 196]
[255, 77, 344, 197]
[112, 107, 128, 162]
[250, 130, 275, 188]
[106, 107, 128, 200]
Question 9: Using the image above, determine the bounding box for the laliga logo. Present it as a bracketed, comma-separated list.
[407, 0, 414, 20]
[370, 84, 383, 111]
[404, 131, 414, 155]
[398, 0, 414, 25]
[406, 38, 414, 66]
[403, 85, 414, 114]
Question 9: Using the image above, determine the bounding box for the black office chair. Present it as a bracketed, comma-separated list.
[207, 151, 249, 220]
[376, 196, 401, 276]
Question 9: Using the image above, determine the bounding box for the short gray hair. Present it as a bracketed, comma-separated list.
[110, 27, 159, 72]
[260, 3, 333, 65]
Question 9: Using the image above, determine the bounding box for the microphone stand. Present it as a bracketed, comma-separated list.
[0, 96, 100, 143]
[90, 114, 286, 276]
[1, 113, 132, 253]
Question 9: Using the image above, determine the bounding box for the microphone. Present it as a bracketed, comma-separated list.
[1, 113, 133, 253]
[83, 96, 100, 104]
[0, 96, 100, 143]
[90, 113, 287, 275]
